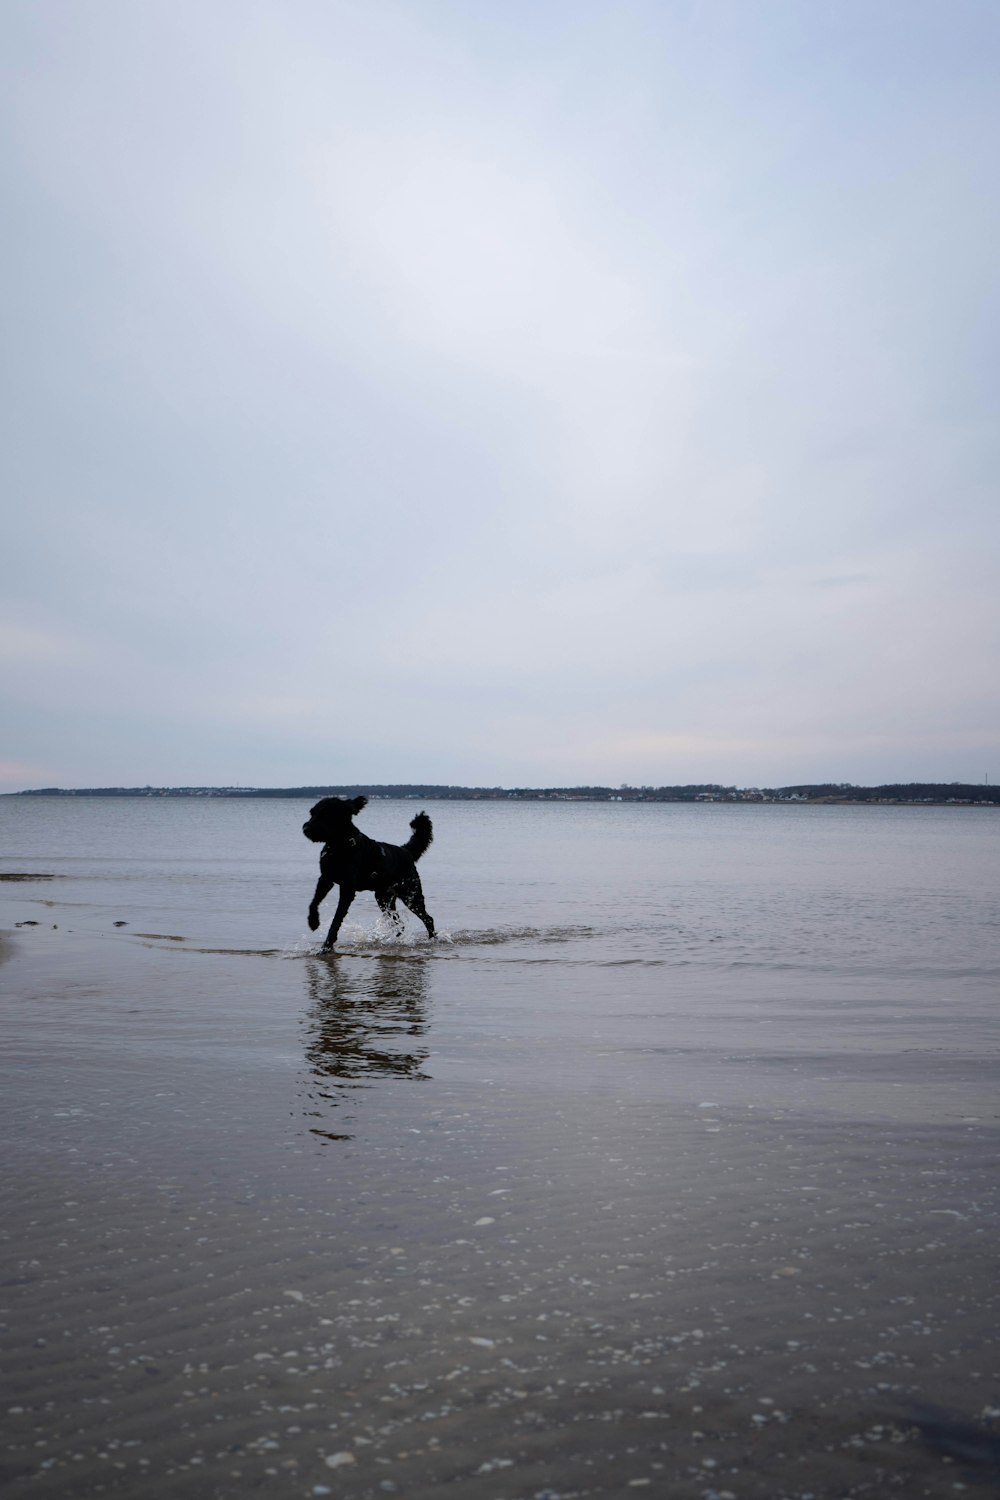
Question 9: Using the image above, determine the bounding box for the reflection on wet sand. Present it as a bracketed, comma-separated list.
[301, 954, 431, 1140]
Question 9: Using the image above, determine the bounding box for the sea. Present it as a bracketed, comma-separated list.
[2, 796, 998, 1498]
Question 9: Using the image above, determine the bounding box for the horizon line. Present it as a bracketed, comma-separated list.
[6, 779, 996, 798]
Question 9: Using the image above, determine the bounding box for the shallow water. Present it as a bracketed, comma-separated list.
[2, 797, 999, 1497]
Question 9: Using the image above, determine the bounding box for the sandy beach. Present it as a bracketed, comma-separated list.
[3, 930, 999, 1498]
[3, 800, 1000, 1497]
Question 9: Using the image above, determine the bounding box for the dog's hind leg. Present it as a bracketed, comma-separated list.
[375, 889, 405, 935]
[400, 877, 435, 940]
[322, 887, 357, 950]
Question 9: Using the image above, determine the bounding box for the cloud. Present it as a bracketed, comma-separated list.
[0, 624, 85, 663]
[0, 1, 998, 786]
[814, 574, 873, 589]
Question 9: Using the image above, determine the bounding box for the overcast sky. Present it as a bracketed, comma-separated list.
[2, 1, 998, 790]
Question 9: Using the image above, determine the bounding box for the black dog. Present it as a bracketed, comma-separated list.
[303, 796, 436, 949]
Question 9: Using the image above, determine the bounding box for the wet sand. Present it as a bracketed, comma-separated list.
[3, 922, 999, 1499]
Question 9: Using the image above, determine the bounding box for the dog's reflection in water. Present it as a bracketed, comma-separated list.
[301, 955, 430, 1140]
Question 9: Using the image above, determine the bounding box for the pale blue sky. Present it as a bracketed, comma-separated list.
[2, 1, 998, 789]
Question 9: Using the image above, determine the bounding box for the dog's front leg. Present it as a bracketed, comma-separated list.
[308, 871, 334, 932]
[322, 887, 356, 950]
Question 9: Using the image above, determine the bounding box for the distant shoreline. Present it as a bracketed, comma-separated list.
[6, 782, 999, 807]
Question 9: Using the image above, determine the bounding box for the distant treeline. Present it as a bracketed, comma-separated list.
[775, 782, 999, 804]
[11, 782, 1000, 804]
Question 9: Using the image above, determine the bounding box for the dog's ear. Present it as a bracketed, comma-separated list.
[348, 795, 368, 815]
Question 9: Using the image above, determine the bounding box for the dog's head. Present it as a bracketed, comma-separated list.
[302, 795, 368, 844]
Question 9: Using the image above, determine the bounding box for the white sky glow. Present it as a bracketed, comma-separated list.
[2, 1, 998, 788]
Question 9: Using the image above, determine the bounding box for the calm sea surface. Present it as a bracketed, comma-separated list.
[2, 796, 998, 1119]
[2, 797, 999, 1498]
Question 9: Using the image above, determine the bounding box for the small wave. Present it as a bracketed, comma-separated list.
[294, 918, 598, 953]
[447, 924, 597, 947]
[122, 920, 602, 960]
[180, 945, 287, 958]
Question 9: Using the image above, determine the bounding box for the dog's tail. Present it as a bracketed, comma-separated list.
[405, 811, 433, 862]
